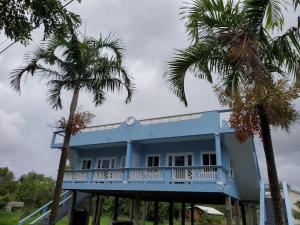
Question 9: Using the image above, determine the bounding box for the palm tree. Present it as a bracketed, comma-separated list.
[166, 1, 300, 225]
[10, 33, 134, 225]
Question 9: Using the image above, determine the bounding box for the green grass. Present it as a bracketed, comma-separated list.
[0, 212, 196, 225]
[0, 211, 20, 225]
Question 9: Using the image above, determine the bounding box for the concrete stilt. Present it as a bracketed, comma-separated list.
[169, 202, 174, 225]
[113, 197, 119, 221]
[68, 191, 77, 225]
[86, 195, 93, 225]
[241, 204, 247, 225]
[132, 195, 141, 225]
[130, 199, 134, 221]
[181, 202, 185, 225]
[154, 201, 159, 225]
[191, 202, 194, 225]
[92, 195, 103, 225]
[234, 200, 241, 225]
[225, 196, 233, 225]
[142, 201, 147, 225]
[251, 204, 257, 225]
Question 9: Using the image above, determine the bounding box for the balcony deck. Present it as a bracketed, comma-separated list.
[62, 166, 238, 199]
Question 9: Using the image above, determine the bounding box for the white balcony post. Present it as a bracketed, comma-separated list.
[124, 141, 133, 182]
[215, 133, 223, 181]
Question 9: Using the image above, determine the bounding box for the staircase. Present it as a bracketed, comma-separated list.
[18, 191, 91, 225]
[260, 181, 294, 225]
[265, 198, 288, 225]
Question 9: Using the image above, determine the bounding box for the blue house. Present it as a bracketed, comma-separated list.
[18, 109, 295, 225]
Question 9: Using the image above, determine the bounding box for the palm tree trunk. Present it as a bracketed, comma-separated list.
[49, 87, 80, 225]
[257, 104, 285, 225]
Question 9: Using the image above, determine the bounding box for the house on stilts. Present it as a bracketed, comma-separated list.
[18, 110, 295, 225]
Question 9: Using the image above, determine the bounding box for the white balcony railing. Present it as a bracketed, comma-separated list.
[63, 166, 221, 183]
[63, 170, 89, 181]
[172, 168, 216, 181]
[128, 168, 163, 181]
[93, 169, 124, 181]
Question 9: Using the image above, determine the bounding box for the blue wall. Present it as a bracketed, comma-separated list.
[72, 138, 232, 172]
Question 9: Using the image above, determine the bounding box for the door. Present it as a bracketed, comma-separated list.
[168, 154, 193, 167]
[168, 154, 193, 180]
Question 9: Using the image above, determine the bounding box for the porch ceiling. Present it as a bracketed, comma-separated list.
[70, 190, 228, 204]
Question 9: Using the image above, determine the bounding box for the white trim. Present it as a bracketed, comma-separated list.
[145, 154, 161, 167]
[200, 151, 216, 166]
[166, 152, 194, 167]
[81, 158, 92, 170]
[95, 157, 117, 169]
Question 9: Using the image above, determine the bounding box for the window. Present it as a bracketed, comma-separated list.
[167, 154, 193, 167]
[202, 153, 217, 166]
[120, 156, 126, 168]
[81, 160, 91, 169]
[96, 158, 116, 169]
[147, 155, 160, 167]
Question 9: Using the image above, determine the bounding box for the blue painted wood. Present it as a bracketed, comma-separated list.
[259, 181, 265, 225]
[49, 110, 260, 202]
[51, 111, 233, 148]
[282, 182, 294, 225]
[214, 133, 222, 181]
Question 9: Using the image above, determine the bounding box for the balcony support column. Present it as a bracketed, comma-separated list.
[214, 133, 223, 181]
[154, 200, 159, 225]
[68, 191, 77, 225]
[169, 201, 174, 225]
[113, 197, 119, 221]
[124, 141, 133, 181]
[86, 195, 94, 225]
[225, 196, 233, 225]
[92, 195, 103, 225]
[132, 195, 141, 225]
[181, 202, 185, 225]
[241, 203, 247, 225]
[190, 202, 195, 225]
[250, 204, 257, 225]
[234, 200, 241, 225]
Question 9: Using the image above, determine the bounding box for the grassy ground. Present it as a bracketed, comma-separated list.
[0, 211, 199, 225]
[0, 212, 162, 225]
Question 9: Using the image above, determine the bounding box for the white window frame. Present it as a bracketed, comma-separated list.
[120, 156, 126, 168]
[201, 151, 217, 166]
[146, 154, 161, 167]
[166, 152, 194, 167]
[95, 157, 117, 169]
[81, 158, 92, 170]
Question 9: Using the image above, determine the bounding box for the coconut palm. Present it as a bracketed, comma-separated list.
[11, 33, 134, 225]
[166, 1, 300, 225]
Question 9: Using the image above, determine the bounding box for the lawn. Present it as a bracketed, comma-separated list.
[0, 211, 196, 225]
[0, 212, 163, 225]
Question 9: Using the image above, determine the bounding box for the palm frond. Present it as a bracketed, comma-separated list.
[265, 0, 285, 30]
[47, 80, 66, 110]
[95, 33, 125, 63]
[166, 43, 220, 105]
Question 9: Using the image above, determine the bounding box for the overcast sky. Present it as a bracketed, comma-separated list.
[0, 0, 299, 190]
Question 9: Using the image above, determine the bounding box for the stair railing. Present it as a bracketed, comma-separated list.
[259, 180, 265, 225]
[28, 194, 72, 225]
[18, 191, 70, 225]
[282, 181, 294, 225]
